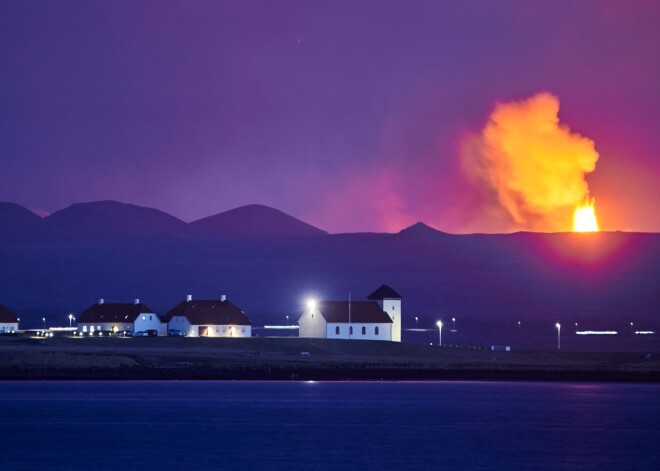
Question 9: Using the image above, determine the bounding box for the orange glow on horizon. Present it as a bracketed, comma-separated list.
[573, 197, 600, 232]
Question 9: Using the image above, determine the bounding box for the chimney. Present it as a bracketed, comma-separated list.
[186, 294, 192, 302]
[220, 294, 227, 302]
[134, 298, 140, 305]
[98, 298, 104, 305]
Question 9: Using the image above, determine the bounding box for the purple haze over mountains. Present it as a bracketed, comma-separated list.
[0, 200, 658, 350]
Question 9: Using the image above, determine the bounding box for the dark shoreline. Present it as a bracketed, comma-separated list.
[1, 335, 658, 382]
[3, 367, 659, 383]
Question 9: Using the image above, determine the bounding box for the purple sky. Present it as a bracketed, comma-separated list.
[1, 0, 659, 233]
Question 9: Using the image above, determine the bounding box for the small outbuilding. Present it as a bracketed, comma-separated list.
[164, 295, 252, 338]
[77, 298, 163, 335]
[0, 304, 19, 334]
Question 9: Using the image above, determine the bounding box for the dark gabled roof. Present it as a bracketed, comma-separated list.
[78, 302, 158, 323]
[367, 284, 402, 300]
[317, 301, 392, 324]
[0, 304, 18, 323]
[164, 299, 251, 326]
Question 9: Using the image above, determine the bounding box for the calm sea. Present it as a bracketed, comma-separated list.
[1, 381, 658, 470]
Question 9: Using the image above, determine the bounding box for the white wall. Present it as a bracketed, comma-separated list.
[134, 313, 162, 334]
[168, 316, 191, 336]
[185, 322, 251, 338]
[0, 322, 18, 333]
[298, 307, 327, 338]
[380, 299, 401, 342]
[206, 325, 251, 337]
[326, 323, 392, 341]
[78, 322, 133, 335]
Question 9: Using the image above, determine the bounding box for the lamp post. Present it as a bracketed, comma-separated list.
[436, 321, 443, 347]
[68, 313, 73, 327]
[555, 323, 561, 350]
[630, 322, 634, 334]
[42, 317, 46, 330]
[286, 315, 289, 325]
[452, 317, 456, 331]
[415, 316, 418, 329]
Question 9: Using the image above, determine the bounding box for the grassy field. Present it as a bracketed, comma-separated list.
[0, 334, 658, 381]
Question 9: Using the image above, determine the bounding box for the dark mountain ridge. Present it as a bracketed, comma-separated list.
[46, 201, 189, 239]
[188, 204, 328, 238]
[0, 200, 658, 351]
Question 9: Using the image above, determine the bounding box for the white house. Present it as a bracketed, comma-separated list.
[77, 298, 164, 335]
[0, 304, 19, 334]
[164, 295, 252, 338]
[298, 285, 403, 342]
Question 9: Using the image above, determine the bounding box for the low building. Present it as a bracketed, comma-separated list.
[298, 285, 403, 342]
[0, 304, 19, 333]
[77, 298, 163, 335]
[164, 295, 252, 338]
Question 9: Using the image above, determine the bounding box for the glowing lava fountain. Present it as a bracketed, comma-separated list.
[573, 197, 600, 232]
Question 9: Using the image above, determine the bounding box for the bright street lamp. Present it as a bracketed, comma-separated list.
[555, 323, 561, 350]
[286, 315, 289, 325]
[415, 316, 418, 328]
[68, 313, 73, 327]
[452, 317, 456, 331]
[436, 321, 443, 346]
[42, 317, 46, 329]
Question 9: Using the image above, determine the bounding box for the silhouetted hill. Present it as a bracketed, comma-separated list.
[188, 204, 327, 238]
[398, 222, 447, 238]
[46, 201, 188, 239]
[0, 202, 73, 243]
[0, 200, 658, 351]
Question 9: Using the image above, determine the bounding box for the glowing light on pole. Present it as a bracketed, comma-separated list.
[68, 313, 73, 327]
[42, 317, 46, 330]
[555, 323, 561, 350]
[436, 321, 443, 346]
[415, 316, 418, 329]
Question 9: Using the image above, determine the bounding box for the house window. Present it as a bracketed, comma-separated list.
[335, 326, 340, 335]
[83, 325, 87, 332]
[149, 315, 152, 321]
[361, 326, 366, 335]
[349, 326, 353, 335]
[242, 328, 245, 333]
[375, 326, 379, 335]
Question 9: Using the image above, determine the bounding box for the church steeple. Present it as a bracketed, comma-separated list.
[368, 284, 402, 342]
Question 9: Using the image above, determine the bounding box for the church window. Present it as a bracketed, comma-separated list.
[335, 326, 340, 335]
[375, 326, 379, 335]
[349, 326, 353, 335]
[361, 326, 366, 335]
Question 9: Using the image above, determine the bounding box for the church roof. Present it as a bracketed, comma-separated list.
[0, 304, 18, 323]
[316, 301, 392, 324]
[78, 302, 158, 323]
[367, 284, 403, 300]
[165, 299, 251, 326]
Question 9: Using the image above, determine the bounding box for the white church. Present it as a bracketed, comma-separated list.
[298, 284, 402, 342]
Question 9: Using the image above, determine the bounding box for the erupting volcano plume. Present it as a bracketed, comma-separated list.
[573, 197, 599, 232]
[463, 92, 600, 232]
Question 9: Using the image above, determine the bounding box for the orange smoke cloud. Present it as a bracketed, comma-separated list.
[462, 92, 599, 232]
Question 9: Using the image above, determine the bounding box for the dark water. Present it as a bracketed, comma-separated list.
[1, 381, 658, 470]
